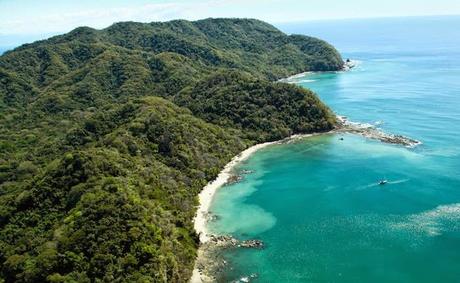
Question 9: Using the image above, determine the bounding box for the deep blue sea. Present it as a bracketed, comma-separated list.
[208, 16, 460, 282]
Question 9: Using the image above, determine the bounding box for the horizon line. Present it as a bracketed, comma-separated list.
[273, 13, 460, 24]
[1, 13, 459, 38]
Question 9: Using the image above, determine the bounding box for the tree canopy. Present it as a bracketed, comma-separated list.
[0, 18, 342, 282]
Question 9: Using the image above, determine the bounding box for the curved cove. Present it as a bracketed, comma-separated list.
[209, 17, 460, 283]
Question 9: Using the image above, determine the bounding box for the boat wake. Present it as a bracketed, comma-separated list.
[387, 178, 410, 185]
[355, 179, 410, 191]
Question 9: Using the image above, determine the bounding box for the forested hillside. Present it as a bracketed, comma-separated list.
[0, 18, 342, 282]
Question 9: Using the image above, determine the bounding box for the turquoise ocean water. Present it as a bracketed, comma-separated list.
[207, 16, 460, 282]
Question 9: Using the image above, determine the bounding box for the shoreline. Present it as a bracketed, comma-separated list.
[190, 133, 321, 282]
[190, 116, 421, 282]
[335, 116, 422, 148]
[193, 140, 280, 244]
[191, 64, 420, 281]
[278, 60, 358, 83]
[193, 132, 322, 243]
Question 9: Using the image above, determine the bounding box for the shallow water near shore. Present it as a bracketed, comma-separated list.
[207, 16, 460, 282]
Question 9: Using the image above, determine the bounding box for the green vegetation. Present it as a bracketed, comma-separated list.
[0, 18, 341, 282]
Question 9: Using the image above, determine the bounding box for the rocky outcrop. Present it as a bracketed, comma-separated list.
[226, 169, 255, 186]
[336, 116, 421, 147]
[226, 174, 244, 185]
[239, 239, 264, 249]
[207, 235, 265, 249]
[342, 58, 357, 71]
[192, 235, 264, 282]
[202, 211, 220, 222]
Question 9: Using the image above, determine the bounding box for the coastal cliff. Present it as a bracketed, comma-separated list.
[0, 19, 342, 282]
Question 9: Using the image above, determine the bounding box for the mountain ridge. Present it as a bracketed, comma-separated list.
[0, 18, 341, 282]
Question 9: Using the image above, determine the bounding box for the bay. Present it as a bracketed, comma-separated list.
[208, 16, 460, 283]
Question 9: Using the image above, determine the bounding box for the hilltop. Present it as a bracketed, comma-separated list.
[0, 18, 342, 282]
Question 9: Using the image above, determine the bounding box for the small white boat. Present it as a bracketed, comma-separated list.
[379, 180, 388, 185]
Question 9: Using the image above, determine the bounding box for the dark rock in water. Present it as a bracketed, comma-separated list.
[209, 214, 220, 222]
[379, 134, 420, 147]
[207, 235, 264, 249]
[203, 211, 220, 222]
[226, 174, 244, 185]
[239, 239, 264, 249]
[208, 235, 239, 247]
[342, 59, 356, 71]
[200, 236, 263, 282]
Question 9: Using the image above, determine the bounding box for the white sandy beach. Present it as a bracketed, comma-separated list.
[190, 114, 420, 282]
[190, 133, 317, 283]
[193, 140, 280, 244]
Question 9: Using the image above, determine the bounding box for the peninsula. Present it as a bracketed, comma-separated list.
[0, 18, 343, 282]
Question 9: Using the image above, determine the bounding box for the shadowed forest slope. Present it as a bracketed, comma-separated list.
[0, 18, 341, 282]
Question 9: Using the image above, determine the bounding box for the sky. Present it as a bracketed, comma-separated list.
[1, 0, 460, 46]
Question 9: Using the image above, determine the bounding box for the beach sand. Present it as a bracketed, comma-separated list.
[193, 140, 280, 243]
[190, 117, 420, 282]
[190, 134, 316, 283]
